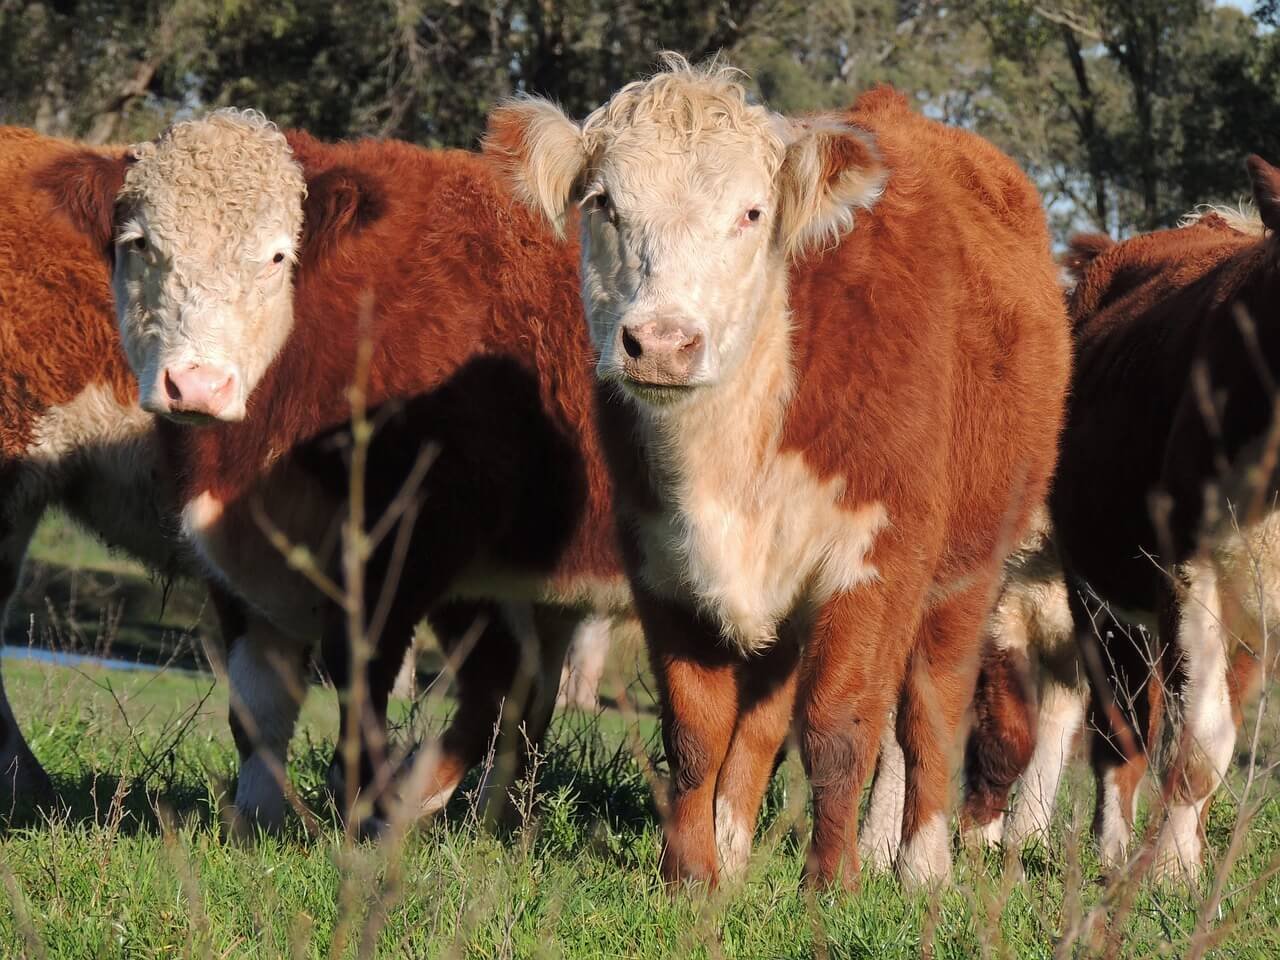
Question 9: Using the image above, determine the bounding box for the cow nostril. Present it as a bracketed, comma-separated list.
[621, 327, 643, 359]
[164, 369, 183, 402]
[679, 334, 703, 356]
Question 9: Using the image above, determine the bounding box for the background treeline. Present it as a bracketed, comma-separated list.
[2, 0, 1278, 238]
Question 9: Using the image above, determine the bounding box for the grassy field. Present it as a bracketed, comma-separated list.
[1, 514, 1279, 957]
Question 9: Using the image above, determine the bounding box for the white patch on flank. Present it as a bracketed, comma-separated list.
[229, 624, 308, 830]
[714, 800, 753, 880]
[859, 718, 906, 872]
[24, 384, 178, 568]
[897, 811, 952, 888]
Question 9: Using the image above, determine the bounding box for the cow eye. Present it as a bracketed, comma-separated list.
[745, 208, 762, 224]
[132, 236, 147, 252]
[272, 252, 285, 264]
[594, 191, 610, 211]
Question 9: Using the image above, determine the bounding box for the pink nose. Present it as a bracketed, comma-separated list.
[162, 364, 237, 418]
[619, 318, 704, 387]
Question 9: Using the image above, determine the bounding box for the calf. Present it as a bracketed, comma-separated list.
[1051, 168, 1280, 880]
[489, 57, 1071, 887]
[44, 111, 633, 827]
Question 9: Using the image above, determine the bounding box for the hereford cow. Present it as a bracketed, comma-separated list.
[0, 126, 309, 822]
[488, 57, 1071, 887]
[41, 109, 635, 829]
[7, 125, 537, 833]
[1050, 170, 1279, 880]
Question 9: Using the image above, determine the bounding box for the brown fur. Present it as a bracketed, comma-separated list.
[589, 87, 1071, 885]
[1055, 156, 1280, 873]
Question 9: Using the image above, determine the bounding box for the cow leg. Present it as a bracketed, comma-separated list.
[0, 508, 54, 809]
[1004, 676, 1086, 849]
[636, 587, 739, 887]
[896, 583, 989, 888]
[474, 603, 579, 827]
[711, 635, 801, 881]
[213, 588, 311, 832]
[557, 614, 613, 711]
[858, 714, 906, 872]
[960, 640, 1036, 850]
[1153, 561, 1236, 882]
[798, 585, 908, 890]
[323, 597, 418, 832]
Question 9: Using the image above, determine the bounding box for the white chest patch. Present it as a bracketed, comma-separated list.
[636, 447, 888, 656]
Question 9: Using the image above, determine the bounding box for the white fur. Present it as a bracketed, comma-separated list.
[859, 718, 906, 871]
[113, 110, 305, 420]
[714, 798, 753, 879]
[1097, 768, 1135, 871]
[557, 614, 614, 710]
[1005, 680, 1086, 849]
[897, 811, 952, 888]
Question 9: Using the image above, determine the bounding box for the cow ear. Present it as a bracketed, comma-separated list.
[33, 149, 129, 256]
[484, 96, 587, 236]
[300, 165, 385, 259]
[775, 118, 885, 260]
[1247, 154, 1280, 233]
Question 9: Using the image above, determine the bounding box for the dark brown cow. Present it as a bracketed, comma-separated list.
[491, 59, 1071, 887]
[1052, 163, 1279, 879]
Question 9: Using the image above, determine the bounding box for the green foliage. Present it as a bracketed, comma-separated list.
[0, 655, 1278, 957]
[1, 0, 1276, 235]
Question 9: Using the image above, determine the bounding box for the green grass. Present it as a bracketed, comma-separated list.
[1, 514, 1279, 957]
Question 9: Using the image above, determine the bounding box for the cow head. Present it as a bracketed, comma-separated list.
[41, 110, 379, 424]
[486, 54, 885, 407]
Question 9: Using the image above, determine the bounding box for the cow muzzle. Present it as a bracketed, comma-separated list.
[617, 318, 705, 391]
[148, 362, 244, 422]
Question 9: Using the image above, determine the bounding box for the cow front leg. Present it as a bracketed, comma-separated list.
[215, 588, 311, 833]
[0, 509, 54, 810]
[637, 588, 739, 887]
[711, 634, 800, 881]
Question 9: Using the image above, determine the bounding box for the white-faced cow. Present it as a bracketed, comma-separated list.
[488, 57, 1071, 887]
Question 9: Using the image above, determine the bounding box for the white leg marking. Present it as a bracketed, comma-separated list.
[1154, 561, 1233, 881]
[858, 718, 905, 872]
[1096, 768, 1133, 871]
[897, 811, 952, 888]
[557, 615, 612, 710]
[1006, 681, 1086, 849]
[714, 799, 753, 880]
[229, 624, 307, 830]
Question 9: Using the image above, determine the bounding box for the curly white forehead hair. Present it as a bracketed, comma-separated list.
[581, 53, 785, 176]
[121, 107, 307, 256]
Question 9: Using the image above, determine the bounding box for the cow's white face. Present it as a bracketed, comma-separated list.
[580, 130, 781, 404]
[113, 110, 305, 422]
[486, 57, 887, 410]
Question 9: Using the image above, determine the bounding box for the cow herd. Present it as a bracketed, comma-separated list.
[1, 54, 1277, 892]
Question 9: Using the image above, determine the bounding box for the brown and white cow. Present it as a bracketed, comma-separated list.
[489, 57, 1071, 887]
[43, 110, 636, 828]
[0, 126, 314, 822]
[1050, 169, 1280, 880]
[10, 126, 546, 833]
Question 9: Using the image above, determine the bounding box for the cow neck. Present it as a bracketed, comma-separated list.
[636, 267, 794, 492]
